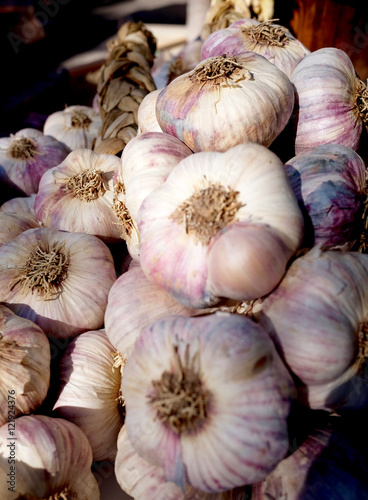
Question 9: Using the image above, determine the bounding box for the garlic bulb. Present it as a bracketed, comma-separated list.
[285, 143, 367, 251]
[43, 105, 102, 150]
[259, 246, 368, 411]
[0, 128, 70, 195]
[0, 194, 36, 214]
[0, 414, 100, 499]
[114, 131, 192, 259]
[0, 212, 40, 247]
[34, 148, 122, 241]
[0, 227, 117, 339]
[156, 53, 295, 153]
[122, 312, 295, 492]
[115, 426, 250, 499]
[105, 261, 204, 357]
[53, 329, 125, 461]
[137, 89, 163, 134]
[138, 142, 304, 308]
[201, 19, 310, 77]
[167, 38, 204, 83]
[0, 305, 50, 426]
[290, 47, 368, 154]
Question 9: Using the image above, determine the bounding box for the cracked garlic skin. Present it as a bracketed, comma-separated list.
[53, 329, 125, 462]
[156, 52, 295, 153]
[0, 128, 70, 195]
[43, 105, 102, 150]
[259, 247, 368, 411]
[0, 227, 117, 339]
[122, 313, 295, 493]
[0, 414, 100, 500]
[138, 142, 304, 308]
[0, 305, 50, 426]
[34, 148, 122, 241]
[201, 18, 310, 77]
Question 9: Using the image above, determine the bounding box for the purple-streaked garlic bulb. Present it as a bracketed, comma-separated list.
[0, 414, 100, 499]
[137, 89, 163, 134]
[138, 142, 304, 308]
[43, 104, 102, 150]
[0, 193, 36, 214]
[105, 261, 206, 357]
[0, 227, 117, 339]
[53, 329, 125, 461]
[285, 143, 367, 251]
[0, 212, 40, 247]
[34, 148, 122, 242]
[0, 128, 70, 195]
[113, 131, 193, 260]
[122, 312, 295, 492]
[115, 426, 250, 499]
[259, 246, 368, 411]
[201, 18, 310, 77]
[252, 419, 368, 499]
[156, 52, 295, 153]
[290, 47, 368, 154]
[0, 305, 50, 426]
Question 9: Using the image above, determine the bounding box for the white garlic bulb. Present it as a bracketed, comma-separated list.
[43, 105, 102, 150]
[137, 89, 163, 134]
[0, 212, 40, 247]
[0, 194, 36, 214]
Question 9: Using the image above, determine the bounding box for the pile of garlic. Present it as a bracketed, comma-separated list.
[1, 13, 368, 500]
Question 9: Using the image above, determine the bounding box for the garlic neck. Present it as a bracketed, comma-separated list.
[243, 19, 289, 47]
[8, 137, 38, 160]
[189, 55, 252, 85]
[147, 345, 211, 434]
[70, 110, 92, 129]
[112, 179, 133, 237]
[67, 169, 106, 202]
[10, 243, 69, 299]
[170, 180, 241, 245]
[18, 488, 72, 499]
[356, 321, 368, 373]
[355, 78, 368, 131]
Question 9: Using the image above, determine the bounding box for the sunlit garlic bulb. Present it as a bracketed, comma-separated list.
[0, 227, 117, 339]
[122, 312, 295, 492]
[43, 105, 102, 150]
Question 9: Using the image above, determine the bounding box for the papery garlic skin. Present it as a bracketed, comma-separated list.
[0, 194, 36, 214]
[115, 426, 249, 500]
[138, 142, 304, 308]
[259, 247, 368, 411]
[43, 104, 102, 150]
[0, 414, 100, 499]
[201, 19, 310, 77]
[0, 212, 40, 247]
[122, 313, 295, 492]
[53, 329, 124, 461]
[34, 148, 122, 241]
[0, 305, 50, 426]
[137, 89, 163, 134]
[0, 128, 70, 195]
[285, 143, 366, 251]
[116, 131, 192, 259]
[290, 48, 366, 154]
[105, 262, 203, 357]
[0, 227, 117, 339]
[156, 53, 295, 153]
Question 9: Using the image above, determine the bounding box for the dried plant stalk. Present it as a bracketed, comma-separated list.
[94, 21, 157, 156]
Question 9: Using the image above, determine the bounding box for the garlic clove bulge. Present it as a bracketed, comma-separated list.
[53, 328, 125, 462]
[122, 312, 295, 492]
[0, 212, 41, 247]
[0, 414, 100, 499]
[0, 305, 50, 426]
[0, 226, 117, 339]
[137, 89, 163, 134]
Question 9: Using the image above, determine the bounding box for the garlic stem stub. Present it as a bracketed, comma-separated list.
[0, 305, 50, 426]
[0, 414, 100, 499]
[259, 246, 368, 411]
[201, 18, 310, 77]
[156, 52, 295, 153]
[53, 329, 125, 462]
[122, 312, 295, 492]
[0, 227, 117, 339]
[138, 142, 304, 308]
